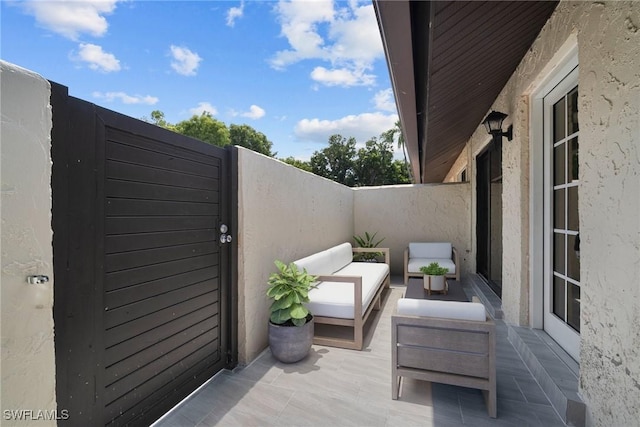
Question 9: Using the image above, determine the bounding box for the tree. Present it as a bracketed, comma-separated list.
[229, 124, 275, 157]
[174, 113, 230, 147]
[280, 156, 312, 172]
[310, 134, 357, 186]
[381, 120, 412, 181]
[352, 137, 394, 186]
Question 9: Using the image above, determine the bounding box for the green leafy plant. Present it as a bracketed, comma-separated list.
[267, 260, 318, 327]
[420, 262, 449, 276]
[353, 231, 385, 261]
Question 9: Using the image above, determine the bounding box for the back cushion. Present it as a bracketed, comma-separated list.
[409, 242, 452, 259]
[330, 242, 354, 272]
[293, 242, 353, 275]
[293, 249, 334, 276]
[396, 298, 486, 321]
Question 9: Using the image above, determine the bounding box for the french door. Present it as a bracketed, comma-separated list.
[543, 66, 580, 361]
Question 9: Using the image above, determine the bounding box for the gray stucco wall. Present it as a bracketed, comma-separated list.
[353, 183, 472, 276]
[453, 2, 639, 425]
[1, 61, 57, 425]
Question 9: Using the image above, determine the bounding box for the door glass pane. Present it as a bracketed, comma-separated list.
[554, 144, 566, 185]
[553, 98, 566, 142]
[554, 233, 565, 275]
[568, 86, 579, 134]
[568, 234, 581, 281]
[568, 186, 579, 231]
[554, 189, 565, 229]
[567, 283, 581, 332]
[553, 276, 566, 320]
[568, 137, 579, 182]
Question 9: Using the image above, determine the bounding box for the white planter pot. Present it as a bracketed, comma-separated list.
[423, 275, 446, 294]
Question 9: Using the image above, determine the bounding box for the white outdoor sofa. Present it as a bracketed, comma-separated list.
[404, 242, 460, 285]
[293, 242, 390, 350]
[392, 297, 496, 418]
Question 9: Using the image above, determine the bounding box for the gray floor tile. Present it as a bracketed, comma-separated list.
[154, 282, 567, 427]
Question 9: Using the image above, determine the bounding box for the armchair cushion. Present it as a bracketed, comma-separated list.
[409, 242, 452, 259]
[396, 298, 486, 322]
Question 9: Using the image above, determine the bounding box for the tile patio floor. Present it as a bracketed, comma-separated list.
[154, 279, 566, 426]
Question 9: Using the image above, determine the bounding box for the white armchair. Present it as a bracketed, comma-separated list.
[404, 242, 459, 285]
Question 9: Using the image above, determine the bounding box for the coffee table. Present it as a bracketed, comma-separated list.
[404, 278, 467, 302]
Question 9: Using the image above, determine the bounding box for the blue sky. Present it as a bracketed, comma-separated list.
[1, 0, 399, 160]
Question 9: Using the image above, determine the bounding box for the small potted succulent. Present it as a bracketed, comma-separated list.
[266, 260, 317, 363]
[420, 262, 449, 295]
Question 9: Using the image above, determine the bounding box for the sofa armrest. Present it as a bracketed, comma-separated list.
[452, 246, 460, 280]
[314, 275, 364, 319]
[352, 247, 390, 266]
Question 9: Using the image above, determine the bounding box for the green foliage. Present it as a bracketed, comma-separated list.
[230, 124, 275, 157]
[266, 260, 318, 327]
[174, 112, 231, 147]
[310, 134, 357, 186]
[419, 262, 449, 276]
[309, 133, 410, 187]
[353, 231, 385, 262]
[280, 156, 312, 172]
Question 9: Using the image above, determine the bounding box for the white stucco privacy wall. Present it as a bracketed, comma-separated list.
[1, 61, 57, 425]
[236, 148, 354, 364]
[460, 2, 639, 425]
[353, 183, 472, 277]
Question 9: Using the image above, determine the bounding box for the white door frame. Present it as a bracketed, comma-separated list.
[529, 41, 580, 361]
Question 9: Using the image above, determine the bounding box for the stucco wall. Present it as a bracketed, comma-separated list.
[1, 61, 57, 425]
[353, 183, 472, 277]
[236, 148, 354, 364]
[466, 1, 639, 425]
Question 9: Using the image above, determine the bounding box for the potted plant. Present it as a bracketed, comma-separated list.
[419, 262, 449, 295]
[353, 231, 385, 262]
[266, 260, 317, 363]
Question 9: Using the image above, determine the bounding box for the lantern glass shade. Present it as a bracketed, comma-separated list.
[483, 111, 508, 134]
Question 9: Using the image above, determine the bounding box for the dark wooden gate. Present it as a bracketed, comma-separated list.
[51, 83, 236, 426]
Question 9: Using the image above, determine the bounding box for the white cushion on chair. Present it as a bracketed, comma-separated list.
[396, 298, 486, 321]
[294, 242, 354, 275]
[409, 242, 452, 259]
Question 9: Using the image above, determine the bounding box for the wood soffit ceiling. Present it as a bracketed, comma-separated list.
[374, 0, 558, 183]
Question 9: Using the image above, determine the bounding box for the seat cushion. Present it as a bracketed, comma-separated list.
[396, 298, 486, 321]
[409, 242, 452, 259]
[407, 258, 456, 275]
[306, 262, 389, 319]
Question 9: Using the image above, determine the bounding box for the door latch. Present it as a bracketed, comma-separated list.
[27, 275, 50, 285]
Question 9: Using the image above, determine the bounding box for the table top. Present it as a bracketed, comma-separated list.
[404, 278, 467, 302]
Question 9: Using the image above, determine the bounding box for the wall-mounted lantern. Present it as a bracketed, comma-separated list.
[482, 110, 513, 142]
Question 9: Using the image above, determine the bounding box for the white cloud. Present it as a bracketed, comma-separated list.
[92, 91, 158, 105]
[310, 66, 375, 87]
[373, 88, 397, 112]
[72, 43, 121, 72]
[22, 0, 119, 40]
[270, 0, 383, 87]
[189, 102, 218, 116]
[242, 105, 266, 119]
[169, 45, 202, 76]
[295, 112, 398, 144]
[226, 1, 245, 27]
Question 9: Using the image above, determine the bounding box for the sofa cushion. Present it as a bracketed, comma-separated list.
[396, 298, 486, 322]
[294, 248, 334, 276]
[407, 258, 456, 275]
[306, 262, 389, 319]
[409, 242, 452, 259]
[294, 242, 354, 276]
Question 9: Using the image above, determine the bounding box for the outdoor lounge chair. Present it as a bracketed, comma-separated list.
[391, 297, 496, 418]
[404, 242, 459, 285]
